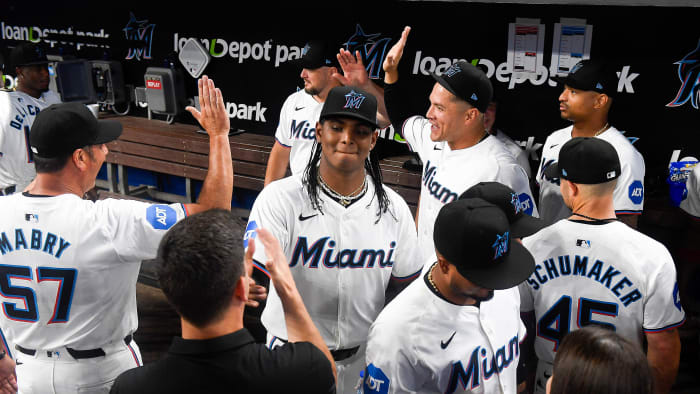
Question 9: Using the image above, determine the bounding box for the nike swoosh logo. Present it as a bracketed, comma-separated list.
[549, 144, 559, 149]
[299, 213, 318, 221]
[440, 331, 456, 349]
[295, 106, 305, 111]
[433, 146, 442, 151]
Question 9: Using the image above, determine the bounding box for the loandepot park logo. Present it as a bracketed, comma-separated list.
[123, 13, 155, 61]
[343, 25, 392, 80]
[667, 38, 700, 110]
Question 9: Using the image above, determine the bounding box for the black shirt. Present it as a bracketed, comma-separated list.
[110, 328, 335, 394]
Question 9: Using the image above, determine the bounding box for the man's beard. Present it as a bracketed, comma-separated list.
[304, 86, 321, 96]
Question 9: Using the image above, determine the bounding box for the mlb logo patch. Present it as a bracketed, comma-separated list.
[25, 213, 39, 223]
[576, 239, 591, 248]
[607, 171, 616, 179]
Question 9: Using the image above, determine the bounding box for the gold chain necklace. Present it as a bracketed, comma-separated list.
[593, 123, 610, 137]
[427, 263, 440, 294]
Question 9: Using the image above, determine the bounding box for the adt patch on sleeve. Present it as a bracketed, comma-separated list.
[243, 220, 258, 248]
[146, 205, 177, 230]
[628, 180, 644, 204]
[518, 193, 535, 216]
[363, 363, 390, 394]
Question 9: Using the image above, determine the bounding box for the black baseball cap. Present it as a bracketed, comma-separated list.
[9, 42, 49, 69]
[30, 103, 122, 158]
[431, 61, 493, 112]
[544, 137, 621, 184]
[319, 86, 378, 129]
[292, 40, 338, 70]
[433, 198, 536, 290]
[553, 59, 617, 97]
[460, 182, 544, 238]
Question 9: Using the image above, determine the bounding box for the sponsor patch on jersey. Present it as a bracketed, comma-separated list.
[146, 205, 177, 230]
[576, 239, 591, 248]
[243, 220, 258, 248]
[518, 193, 535, 216]
[24, 213, 39, 223]
[628, 180, 644, 204]
[363, 363, 390, 394]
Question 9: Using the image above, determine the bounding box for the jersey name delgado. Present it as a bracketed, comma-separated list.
[290, 236, 396, 269]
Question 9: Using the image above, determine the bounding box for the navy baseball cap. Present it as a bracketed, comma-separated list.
[292, 40, 338, 70]
[320, 86, 378, 129]
[30, 103, 122, 158]
[433, 198, 535, 290]
[9, 42, 49, 69]
[544, 137, 621, 184]
[553, 59, 618, 97]
[431, 61, 493, 112]
[460, 182, 544, 238]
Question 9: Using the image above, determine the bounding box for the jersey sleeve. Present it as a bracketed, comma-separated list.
[274, 95, 294, 148]
[497, 162, 539, 218]
[680, 165, 700, 219]
[245, 184, 291, 275]
[518, 236, 537, 312]
[613, 149, 645, 215]
[390, 198, 422, 281]
[95, 199, 187, 262]
[363, 321, 423, 393]
[642, 250, 686, 333]
[400, 116, 432, 161]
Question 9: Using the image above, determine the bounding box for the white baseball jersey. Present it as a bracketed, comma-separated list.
[245, 174, 422, 349]
[0, 90, 61, 191]
[0, 193, 186, 350]
[363, 269, 526, 394]
[274, 89, 323, 176]
[519, 219, 685, 393]
[536, 126, 645, 225]
[680, 163, 700, 219]
[492, 129, 532, 179]
[401, 116, 538, 265]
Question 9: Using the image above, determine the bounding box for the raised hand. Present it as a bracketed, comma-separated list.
[186, 75, 230, 137]
[383, 26, 411, 84]
[256, 228, 298, 298]
[243, 237, 268, 307]
[333, 49, 370, 88]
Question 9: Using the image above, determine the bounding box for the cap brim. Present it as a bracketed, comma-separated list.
[459, 240, 535, 290]
[320, 112, 378, 130]
[431, 72, 463, 102]
[290, 57, 323, 70]
[510, 214, 545, 239]
[93, 120, 123, 144]
[543, 162, 561, 180]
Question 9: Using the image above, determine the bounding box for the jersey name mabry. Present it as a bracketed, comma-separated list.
[524, 254, 642, 307]
[290, 236, 396, 269]
[0, 228, 71, 259]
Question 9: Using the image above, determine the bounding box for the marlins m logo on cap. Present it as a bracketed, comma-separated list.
[492, 231, 510, 260]
[510, 193, 523, 214]
[344, 90, 367, 109]
[445, 63, 462, 77]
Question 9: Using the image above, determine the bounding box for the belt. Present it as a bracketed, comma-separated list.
[0, 185, 16, 196]
[330, 345, 360, 362]
[16, 335, 133, 360]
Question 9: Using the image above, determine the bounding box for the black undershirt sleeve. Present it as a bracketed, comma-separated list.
[384, 79, 419, 139]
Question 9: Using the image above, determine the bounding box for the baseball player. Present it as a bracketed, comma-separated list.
[382, 26, 537, 265]
[0, 42, 61, 196]
[362, 198, 536, 394]
[264, 40, 342, 185]
[245, 85, 422, 393]
[520, 137, 685, 394]
[536, 59, 645, 228]
[0, 76, 232, 394]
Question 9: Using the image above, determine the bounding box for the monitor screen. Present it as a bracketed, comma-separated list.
[55, 60, 96, 103]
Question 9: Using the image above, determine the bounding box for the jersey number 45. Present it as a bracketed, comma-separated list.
[537, 295, 618, 351]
